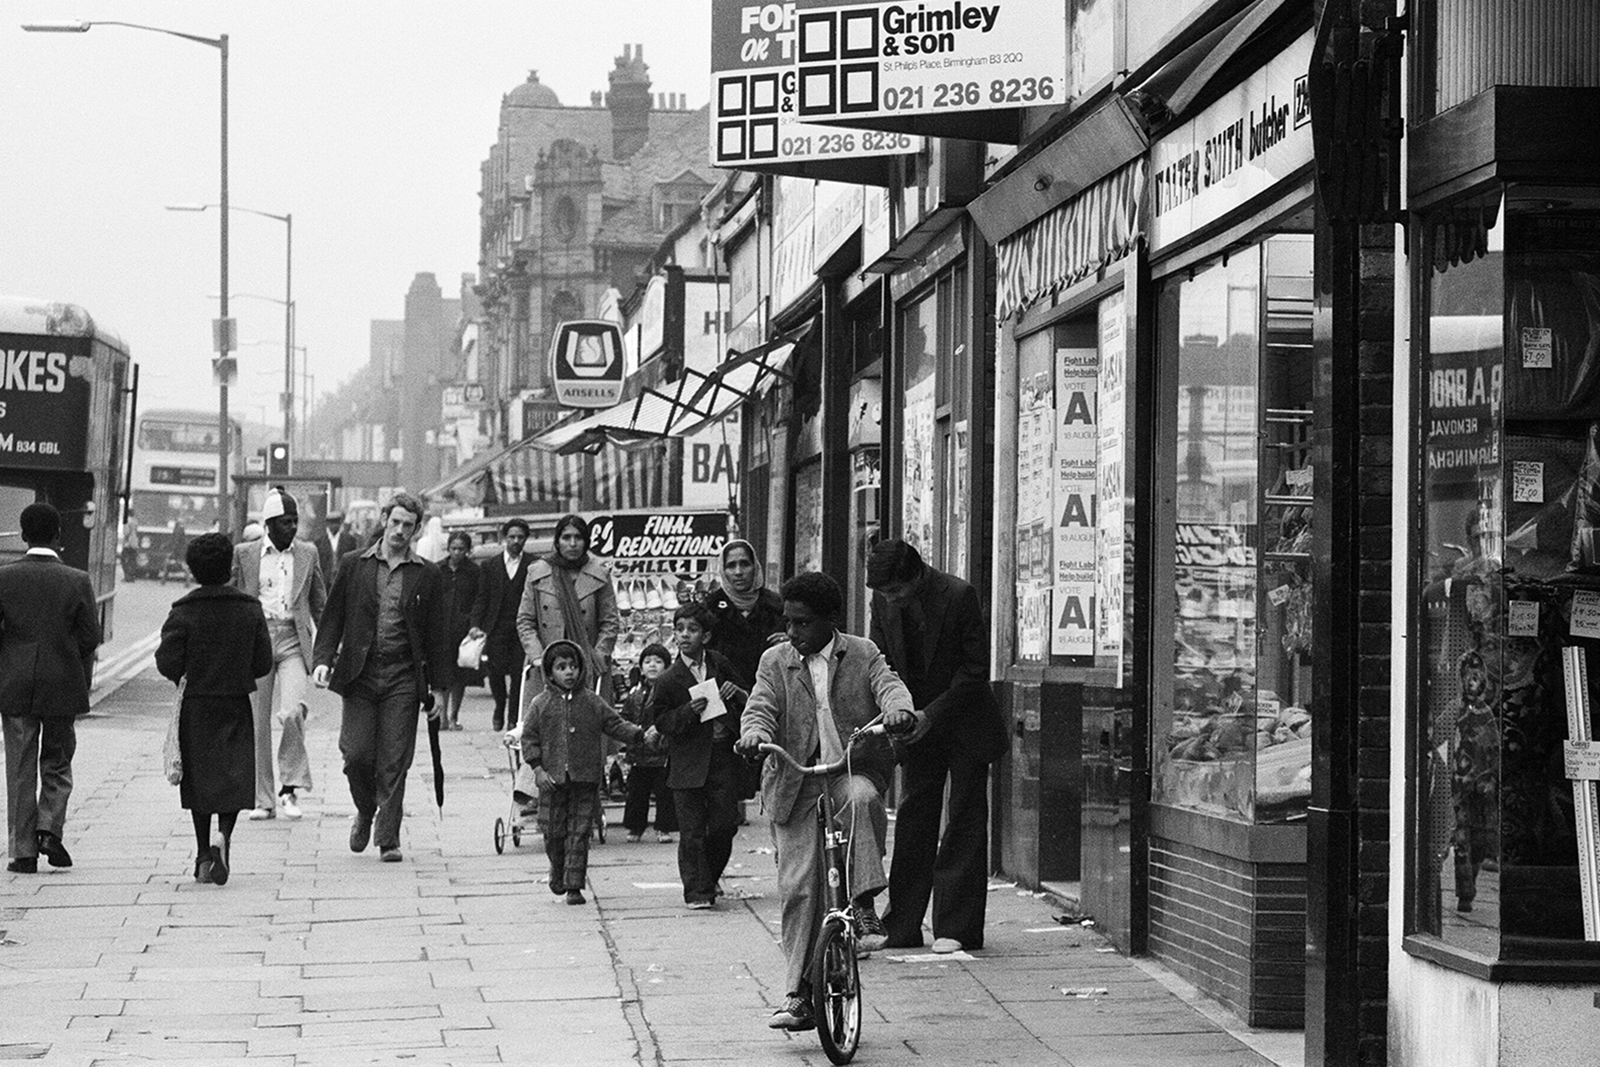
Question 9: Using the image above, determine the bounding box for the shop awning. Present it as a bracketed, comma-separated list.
[422, 432, 671, 512]
[532, 322, 813, 455]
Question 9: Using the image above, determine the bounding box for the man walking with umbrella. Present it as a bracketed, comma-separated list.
[312, 492, 451, 863]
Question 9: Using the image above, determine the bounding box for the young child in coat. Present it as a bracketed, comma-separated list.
[619, 643, 678, 842]
[520, 638, 645, 904]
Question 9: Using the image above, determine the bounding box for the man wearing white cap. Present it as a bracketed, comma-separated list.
[231, 488, 326, 819]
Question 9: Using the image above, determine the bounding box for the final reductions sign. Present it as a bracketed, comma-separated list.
[712, 0, 922, 166]
[588, 511, 729, 576]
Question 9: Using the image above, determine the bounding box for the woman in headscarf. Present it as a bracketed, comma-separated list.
[703, 538, 786, 691]
[516, 513, 621, 697]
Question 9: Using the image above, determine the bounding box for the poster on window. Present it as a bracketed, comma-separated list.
[902, 374, 937, 551]
[1017, 368, 1053, 527]
[952, 420, 970, 579]
[1016, 581, 1051, 662]
[793, 462, 824, 574]
[1096, 295, 1126, 679]
[1053, 347, 1098, 656]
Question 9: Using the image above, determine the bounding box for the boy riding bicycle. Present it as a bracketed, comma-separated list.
[737, 572, 919, 1032]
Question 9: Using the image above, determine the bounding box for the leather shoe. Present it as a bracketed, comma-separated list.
[6, 857, 37, 874]
[208, 844, 229, 886]
[35, 831, 71, 868]
[349, 812, 373, 853]
[379, 846, 403, 863]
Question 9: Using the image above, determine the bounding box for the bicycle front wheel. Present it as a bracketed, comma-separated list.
[810, 916, 862, 1064]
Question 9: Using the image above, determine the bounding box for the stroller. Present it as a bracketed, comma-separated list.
[493, 663, 612, 854]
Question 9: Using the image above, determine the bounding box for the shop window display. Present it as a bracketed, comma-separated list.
[1154, 234, 1315, 823]
[1415, 189, 1600, 956]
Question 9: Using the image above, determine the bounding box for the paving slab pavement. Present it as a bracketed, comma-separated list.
[1, 668, 1286, 1066]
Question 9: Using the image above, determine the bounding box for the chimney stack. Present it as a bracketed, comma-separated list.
[608, 42, 652, 159]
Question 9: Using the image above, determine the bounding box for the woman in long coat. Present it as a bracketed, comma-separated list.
[436, 530, 482, 730]
[155, 532, 273, 886]
[516, 513, 621, 698]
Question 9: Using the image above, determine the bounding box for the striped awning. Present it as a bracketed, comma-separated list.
[996, 158, 1146, 321]
[423, 437, 669, 512]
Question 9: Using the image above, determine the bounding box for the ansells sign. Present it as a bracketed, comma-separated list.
[549, 320, 625, 409]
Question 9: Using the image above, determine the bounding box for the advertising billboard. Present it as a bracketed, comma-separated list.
[0, 333, 94, 471]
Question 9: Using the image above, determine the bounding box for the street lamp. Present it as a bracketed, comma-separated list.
[24, 19, 234, 532]
[170, 203, 293, 453]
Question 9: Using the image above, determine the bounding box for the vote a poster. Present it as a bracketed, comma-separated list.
[1053, 347, 1097, 656]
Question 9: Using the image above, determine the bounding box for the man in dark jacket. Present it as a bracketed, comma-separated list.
[312, 492, 450, 863]
[316, 510, 359, 589]
[0, 503, 101, 873]
[468, 517, 532, 730]
[868, 539, 1008, 953]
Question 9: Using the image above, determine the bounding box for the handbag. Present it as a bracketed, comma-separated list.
[457, 632, 486, 670]
[162, 678, 186, 786]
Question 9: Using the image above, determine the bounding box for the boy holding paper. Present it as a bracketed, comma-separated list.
[648, 603, 748, 908]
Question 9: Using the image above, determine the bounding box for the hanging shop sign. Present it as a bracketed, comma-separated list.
[588, 509, 729, 577]
[779, 0, 1066, 123]
[1148, 30, 1314, 254]
[549, 320, 626, 409]
[711, 0, 922, 166]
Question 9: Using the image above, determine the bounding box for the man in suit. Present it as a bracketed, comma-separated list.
[468, 517, 531, 731]
[647, 603, 747, 908]
[868, 538, 1008, 954]
[738, 572, 918, 1032]
[232, 488, 327, 820]
[317, 510, 358, 590]
[312, 492, 450, 863]
[0, 503, 101, 873]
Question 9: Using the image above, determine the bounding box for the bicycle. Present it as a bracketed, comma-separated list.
[757, 719, 895, 1065]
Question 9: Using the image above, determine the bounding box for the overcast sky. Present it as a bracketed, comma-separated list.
[1, 1, 713, 428]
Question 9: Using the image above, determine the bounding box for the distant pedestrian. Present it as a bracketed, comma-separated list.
[737, 571, 919, 1031]
[317, 510, 358, 589]
[155, 532, 273, 885]
[650, 604, 747, 909]
[868, 539, 1009, 953]
[437, 531, 482, 730]
[232, 488, 326, 821]
[520, 639, 644, 904]
[311, 492, 451, 864]
[469, 517, 533, 731]
[0, 503, 101, 874]
[619, 643, 677, 842]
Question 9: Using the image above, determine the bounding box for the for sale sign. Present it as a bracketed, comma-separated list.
[775, 0, 1065, 124]
[712, 0, 923, 166]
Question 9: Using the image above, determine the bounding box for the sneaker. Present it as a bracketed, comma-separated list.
[853, 900, 888, 953]
[349, 812, 373, 853]
[566, 889, 586, 905]
[931, 937, 964, 954]
[656, 831, 675, 843]
[279, 794, 302, 820]
[768, 992, 815, 1031]
[379, 847, 403, 863]
[245, 807, 275, 821]
[686, 899, 714, 910]
[625, 832, 643, 842]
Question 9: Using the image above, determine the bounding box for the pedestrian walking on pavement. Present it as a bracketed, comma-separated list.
[468, 517, 532, 731]
[619, 644, 677, 842]
[316, 510, 358, 590]
[649, 604, 747, 908]
[437, 530, 482, 730]
[231, 488, 326, 822]
[868, 539, 1010, 954]
[520, 639, 644, 904]
[155, 532, 273, 886]
[736, 571, 920, 1031]
[0, 503, 101, 875]
[704, 538, 787, 813]
[311, 492, 451, 864]
[517, 512, 621, 694]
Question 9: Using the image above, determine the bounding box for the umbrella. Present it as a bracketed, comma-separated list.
[423, 692, 444, 814]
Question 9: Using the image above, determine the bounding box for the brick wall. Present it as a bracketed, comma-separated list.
[1148, 834, 1308, 1028]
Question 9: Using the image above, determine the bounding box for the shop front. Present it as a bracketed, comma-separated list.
[1392, 63, 1600, 1065]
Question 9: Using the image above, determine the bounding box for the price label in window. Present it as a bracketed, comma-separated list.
[1508, 599, 1540, 637]
[1572, 591, 1600, 640]
[1512, 461, 1544, 503]
[1522, 326, 1554, 369]
[1564, 741, 1600, 781]
[1267, 584, 1293, 607]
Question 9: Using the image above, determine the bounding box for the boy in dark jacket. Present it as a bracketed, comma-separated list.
[156, 533, 273, 886]
[520, 639, 644, 904]
[619, 643, 678, 842]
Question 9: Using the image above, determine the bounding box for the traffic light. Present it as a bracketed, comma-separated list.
[267, 441, 291, 476]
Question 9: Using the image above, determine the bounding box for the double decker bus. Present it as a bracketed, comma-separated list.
[0, 296, 133, 636]
[126, 408, 241, 579]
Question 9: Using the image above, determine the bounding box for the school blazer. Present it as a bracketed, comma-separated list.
[650, 650, 745, 790]
[0, 554, 100, 720]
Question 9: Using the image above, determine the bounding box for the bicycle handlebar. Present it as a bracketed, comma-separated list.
[757, 722, 890, 777]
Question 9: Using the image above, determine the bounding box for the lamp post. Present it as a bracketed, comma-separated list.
[24, 19, 233, 532]
[170, 204, 293, 453]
